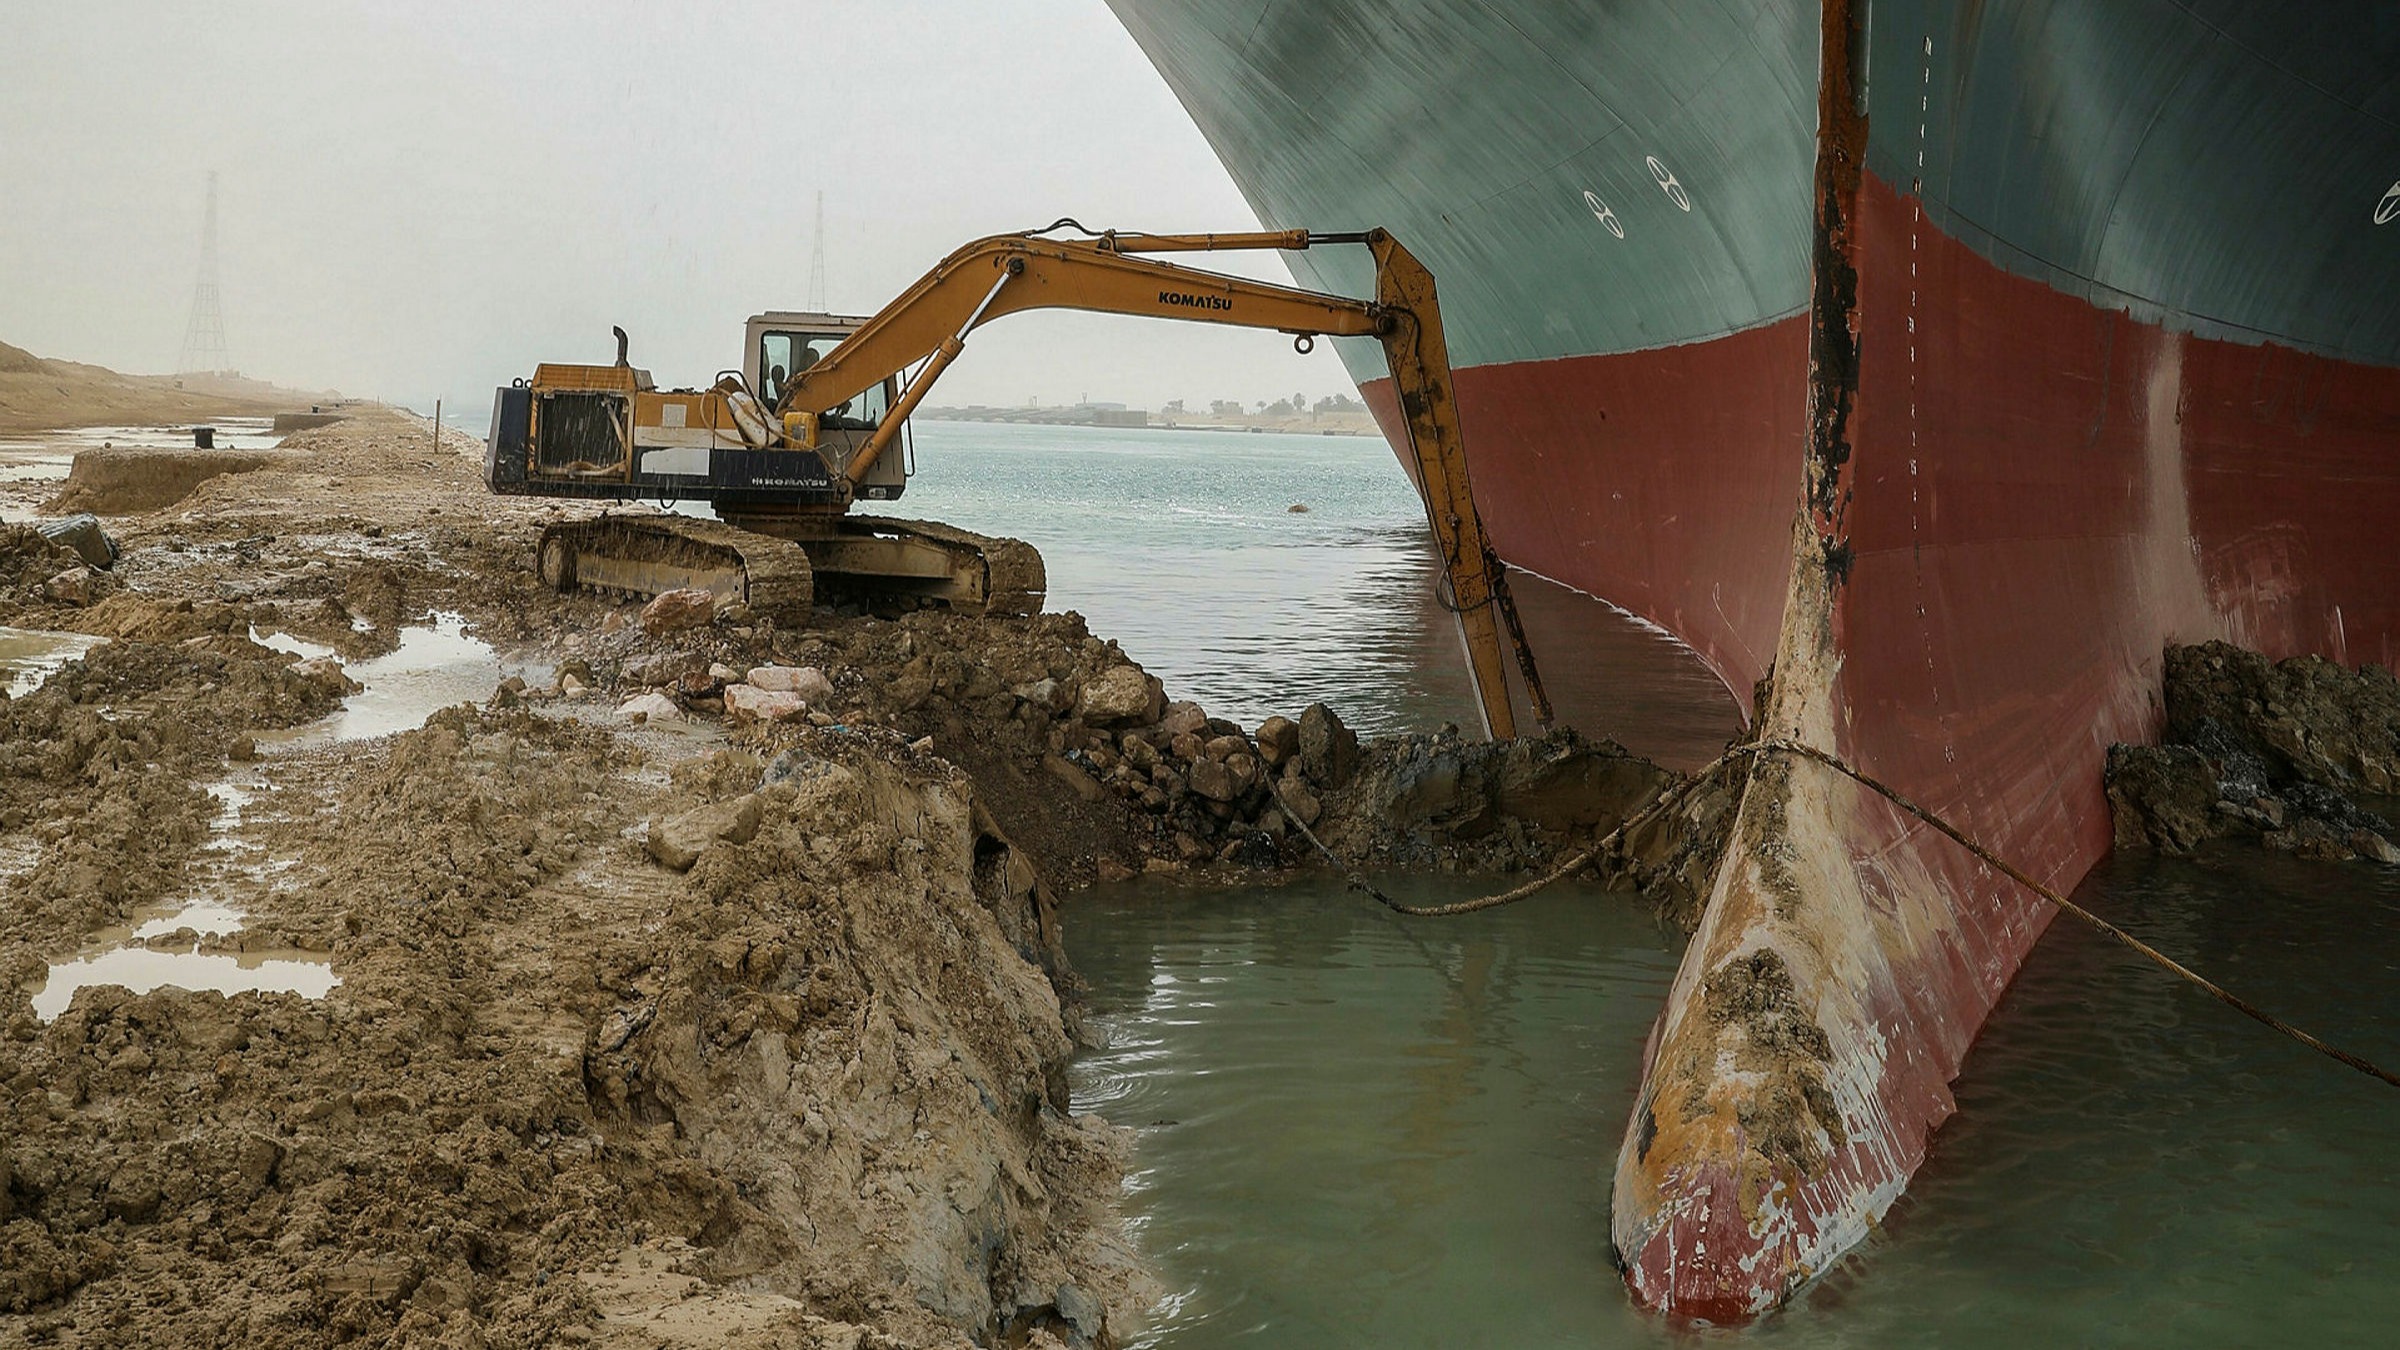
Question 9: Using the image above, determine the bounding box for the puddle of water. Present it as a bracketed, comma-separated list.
[130, 899, 247, 940]
[0, 417, 283, 459]
[0, 625, 104, 696]
[258, 612, 545, 749]
[0, 451, 74, 484]
[250, 627, 336, 662]
[30, 946, 336, 1021]
[0, 418, 282, 522]
[29, 766, 332, 1021]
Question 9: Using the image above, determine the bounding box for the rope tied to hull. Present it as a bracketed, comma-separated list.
[1275, 738, 2400, 1091]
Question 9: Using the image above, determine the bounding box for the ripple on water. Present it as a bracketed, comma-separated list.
[1071, 851, 2400, 1348]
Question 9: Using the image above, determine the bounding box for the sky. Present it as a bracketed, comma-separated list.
[0, 0, 1349, 412]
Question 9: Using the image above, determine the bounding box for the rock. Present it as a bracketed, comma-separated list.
[616, 691, 682, 723]
[1187, 757, 1237, 803]
[498, 674, 527, 696]
[230, 734, 256, 762]
[675, 667, 721, 697]
[289, 654, 360, 696]
[624, 650, 707, 687]
[723, 684, 809, 721]
[558, 657, 595, 686]
[1155, 701, 1210, 739]
[1076, 664, 1163, 726]
[37, 513, 118, 569]
[1053, 1283, 1104, 1345]
[1298, 702, 1361, 788]
[1204, 734, 1246, 762]
[1120, 735, 1160, 771]
[1220, 830, 1279, 869]
[761, 749, 846, 788]
[43, 566, 93, 606]
[559, 672, 587, 697]
[1013, 676, 1071, 714]
[2105, 744, 2223, 853]
[1095, 856, 1137, 883]
[1043, 753, 1105, 803]
[2354, 831, 2400, 866]
[639, 587, 717, 635]
[707, 662, 741, 685]
[1169, 731, 1205, 763]
[1274, 783, 1321, 828]
[748, 664, 836, 703]
[1226, 752, 1261, 794]
[646, 795, 763, 871]
[1255, 715, 1301, 767]
[1144, 857, 1183, 875]
[2166, 641, 2400, 794]
[1173, 832, 1210, 863]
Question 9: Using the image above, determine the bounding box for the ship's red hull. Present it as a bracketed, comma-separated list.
[1362, 166, 2400, 1319]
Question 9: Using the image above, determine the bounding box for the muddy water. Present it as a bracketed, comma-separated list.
[1070, 855, 2400, 1346]
[255, 612, 545, 747]
[0, 625, 104, 696]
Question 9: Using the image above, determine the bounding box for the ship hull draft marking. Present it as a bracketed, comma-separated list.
[1584, 192, 1626, 238]
[1646, 157, 1693, 212]
[2378, 181, 2400, 225]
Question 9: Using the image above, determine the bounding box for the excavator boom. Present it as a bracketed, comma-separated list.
[783, 225, 1549, 740]
[488, 223, 1548, 739]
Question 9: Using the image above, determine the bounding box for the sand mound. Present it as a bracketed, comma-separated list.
[45, 447, 290, 516]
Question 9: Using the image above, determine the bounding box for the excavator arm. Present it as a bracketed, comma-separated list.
[783, 225, 1551, 740]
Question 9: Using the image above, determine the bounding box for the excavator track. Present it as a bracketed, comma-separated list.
[536, 514, 814, 623]
[715, 510, 1047, 618]
[849, 515, 1045, 617]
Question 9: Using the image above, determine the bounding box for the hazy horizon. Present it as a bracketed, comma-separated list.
[0, 1, 1353, 414]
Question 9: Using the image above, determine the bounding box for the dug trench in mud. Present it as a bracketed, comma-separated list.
[0, 408, 1734, 1347]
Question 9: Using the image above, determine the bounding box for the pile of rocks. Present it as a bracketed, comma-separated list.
[611, 650, 839, 728]
[1064, 698, 1361, 871]
[2108, 641, 2400, 864]
[0, 519, 116, 616]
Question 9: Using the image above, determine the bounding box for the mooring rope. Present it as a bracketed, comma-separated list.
[1274, 738, 2400, 1090]
[1272, 744, 1741, 918]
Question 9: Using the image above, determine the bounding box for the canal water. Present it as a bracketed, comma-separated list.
[892, 421, 2400, 1344]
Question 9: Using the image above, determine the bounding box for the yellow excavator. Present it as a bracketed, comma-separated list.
[485, 224, 1549, 737]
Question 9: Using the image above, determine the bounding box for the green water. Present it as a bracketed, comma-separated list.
[1068, 855, 2400, 1346]
[892, 419, 2397, 1341]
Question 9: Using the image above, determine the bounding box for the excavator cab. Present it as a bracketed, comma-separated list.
[742, 312, 908, 501]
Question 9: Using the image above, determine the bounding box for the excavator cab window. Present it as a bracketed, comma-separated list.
[757, 330, 889, 429]
[758, 332, 795, 404]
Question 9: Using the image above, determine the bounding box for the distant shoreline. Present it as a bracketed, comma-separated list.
[920, 404, 1383, 437]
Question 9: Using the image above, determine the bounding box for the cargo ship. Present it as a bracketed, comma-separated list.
[1108, 0, 2400, 1321]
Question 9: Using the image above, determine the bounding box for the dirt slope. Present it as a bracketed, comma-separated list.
[0, 339, 307, 433]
